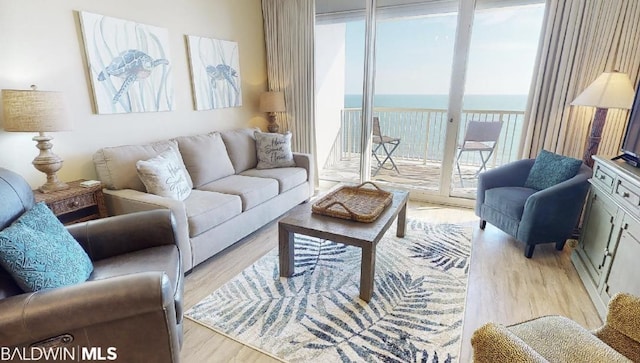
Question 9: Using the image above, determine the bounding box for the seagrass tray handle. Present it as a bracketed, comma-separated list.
[356, 181, 385, 192]
[320, 201, 357, 220]
[311, 182, 393, 222]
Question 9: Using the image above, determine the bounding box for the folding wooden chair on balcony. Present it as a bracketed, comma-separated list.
[455, 120, 503, 187]
[372, 117, 401, 176]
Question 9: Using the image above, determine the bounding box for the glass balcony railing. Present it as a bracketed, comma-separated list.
[324, 107, 525, 171]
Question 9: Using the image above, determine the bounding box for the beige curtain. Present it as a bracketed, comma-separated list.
[261, 0, 317, 163]
[522, 0, 640, 159]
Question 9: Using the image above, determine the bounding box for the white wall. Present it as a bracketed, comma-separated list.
[315, 23, 346, 169]
[0, 0, 268, 187]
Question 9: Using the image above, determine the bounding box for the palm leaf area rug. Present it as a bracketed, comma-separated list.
[186, 218, 472, 363]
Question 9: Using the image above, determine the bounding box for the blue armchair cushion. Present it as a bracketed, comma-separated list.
[524, 150, 583, 190]
[485, 187, 538, 220]
[0, 202, 93, 292]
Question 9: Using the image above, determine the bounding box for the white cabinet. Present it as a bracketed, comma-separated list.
[572, 156, 640, 319]
[576, 187, 618, 287]
[601, 214, 640, 300]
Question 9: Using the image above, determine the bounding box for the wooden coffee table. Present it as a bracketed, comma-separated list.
[278, 189, 409, 302]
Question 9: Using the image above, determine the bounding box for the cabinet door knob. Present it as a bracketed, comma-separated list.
[70, 201, 79, 207]
[599, 174, 606, 180]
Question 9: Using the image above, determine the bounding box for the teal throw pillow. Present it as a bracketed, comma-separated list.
[524, 150, 583, 190]
[0, 202, 93, 292]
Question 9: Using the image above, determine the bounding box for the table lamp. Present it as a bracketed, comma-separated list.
[2, 85, 71, 193]
[259, 91, 285, 133]
[571, 71, 635, 168]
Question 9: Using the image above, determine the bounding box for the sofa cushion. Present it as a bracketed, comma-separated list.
[136, 148, 192, 201]
[240, 167, 307, 193]
[255, 131, 297, 169]
[175, 133, 235, 187]
[484, 187, 537, 220]
[0, 202, 93, 292]
[94, 140, 193, 192]
[183, 190, 242, 237]
[220, 128, 259, 173]
[524, 149, 582, 191]
[199, 175, 279, 211]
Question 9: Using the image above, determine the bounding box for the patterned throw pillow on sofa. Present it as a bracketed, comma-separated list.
[136, 147, 192, 200]
[255, 131, 296, 169]
[0, 202, 93, 292]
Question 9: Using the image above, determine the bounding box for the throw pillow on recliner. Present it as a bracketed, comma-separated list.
[524, 149, 583, 190]
[0, 202, 93, 292]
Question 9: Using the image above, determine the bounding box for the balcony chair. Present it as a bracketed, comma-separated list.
[475, 151, 591, 258]
[455, 120, 503, 187]
[0, 167, 183, 362]
[471, 292, 640, 362]
[372, 117, 401, 176]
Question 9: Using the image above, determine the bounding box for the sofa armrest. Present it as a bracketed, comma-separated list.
[604, 293, 640, 344]
[100, 189, 193, 271]
[518, 170, 590, 242]
[293, 152, 315, 198]
[67, 210, 178, 261]
[0, 272, 175, 347]
[476, 159, 535, 215]
[471, 323, 547, 363]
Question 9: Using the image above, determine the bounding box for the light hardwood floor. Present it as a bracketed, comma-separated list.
[180, 200, 602, 363]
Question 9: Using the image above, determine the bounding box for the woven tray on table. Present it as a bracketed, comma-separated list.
[312, 182, 392, 223]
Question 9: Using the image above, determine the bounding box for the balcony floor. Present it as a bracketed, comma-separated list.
[320, 157, 487, 199]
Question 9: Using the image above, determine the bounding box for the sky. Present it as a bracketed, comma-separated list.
[344, 4, 546, 95]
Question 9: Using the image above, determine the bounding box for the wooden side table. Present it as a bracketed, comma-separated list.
[35, 180, 108, 225]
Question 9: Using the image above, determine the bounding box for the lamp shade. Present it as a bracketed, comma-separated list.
[571, 71, 635, 109]
[2, 88, 70, 132]
[259, 91, 286, 113]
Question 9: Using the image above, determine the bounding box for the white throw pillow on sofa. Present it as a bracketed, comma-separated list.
[136, 147, 192, 200]
[93, 140, 193, 192]
[255, 131, 296, 169]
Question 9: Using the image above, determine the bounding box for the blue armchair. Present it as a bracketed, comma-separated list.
[476, 159, 592, 258]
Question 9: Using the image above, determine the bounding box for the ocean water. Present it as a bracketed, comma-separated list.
[345, 94, 527, 111]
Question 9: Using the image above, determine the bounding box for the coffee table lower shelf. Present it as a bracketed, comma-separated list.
[278, 190, 408, 302]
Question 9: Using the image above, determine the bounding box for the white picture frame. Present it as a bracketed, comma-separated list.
[187, 35, 242, 110]
[79, 11, 174, 114]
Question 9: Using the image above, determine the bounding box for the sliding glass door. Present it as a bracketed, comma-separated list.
[315, 0, 545, 205]
[315, 0, 461, 194]
[450, 3, 545, 199]
[370, 5, 458, 194]
[315, 2, 367, 186]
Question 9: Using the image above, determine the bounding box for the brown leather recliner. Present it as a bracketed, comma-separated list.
[0, 168, 183, 362]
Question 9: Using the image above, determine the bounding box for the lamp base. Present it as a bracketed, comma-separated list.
[582, 107, 609, 168]
[38, 180, 69, 194]
[267, 113, 280, 133]
[32, 134, 69, 193]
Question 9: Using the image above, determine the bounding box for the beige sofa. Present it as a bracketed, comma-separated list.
[93, 128, 314, 272]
